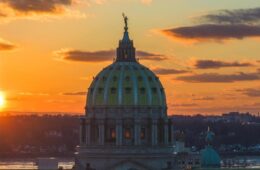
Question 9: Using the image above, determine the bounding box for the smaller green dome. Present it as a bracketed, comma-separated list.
[201, 146, 221, 168]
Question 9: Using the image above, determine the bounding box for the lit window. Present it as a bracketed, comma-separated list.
[141, 128, 146, 139]
[110, 128, 116, 139]
[124, 128, 131, 139]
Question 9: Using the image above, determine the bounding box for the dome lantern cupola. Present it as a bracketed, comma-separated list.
[116, 13, 136, 62]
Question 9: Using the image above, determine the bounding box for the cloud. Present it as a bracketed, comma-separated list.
[0, 0, 86, 21]
[136, 51, 168, 61]
[161, 7, 260, 42]
[0, 0, 75, 14]
[172, 103, 198, 107]
[176, 71, 260, 83]
[56, 49, 168, 62]
[152, 68, 190, 75]
[0, 38, 16, 51]
[193, 96, 215, 101]
[200, 7, 260, 25]
[236, 88, 260, 97]
[194, 60, 253, 69]
[162, 24, 260, 41]
[62, 91, 86, 96]
[56, 49, 115, 62]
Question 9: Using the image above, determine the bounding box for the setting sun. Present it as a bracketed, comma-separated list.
[0, 91, 5, 109]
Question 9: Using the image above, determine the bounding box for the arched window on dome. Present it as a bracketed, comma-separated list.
[113, 76, 117, 82]
[152, 87, 157, 94]
[111, 87, 116, 94]
[125, 87, 132, 94]
[102, 76, 107, 81]
[138, 76, 143, 81]
[140, 87, 146, 94]
[125, 76, 130, 81]
[98, 88, 103, 94]
[148, 76, 153, 82]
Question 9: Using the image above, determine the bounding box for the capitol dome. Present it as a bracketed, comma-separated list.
[85, 17, 166, 116]
[76, 15, 174, 170]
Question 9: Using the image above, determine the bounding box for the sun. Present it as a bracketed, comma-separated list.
[0, 91, 5, 109]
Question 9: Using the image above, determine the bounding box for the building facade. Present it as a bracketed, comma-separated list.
[75, 15, 175, 170]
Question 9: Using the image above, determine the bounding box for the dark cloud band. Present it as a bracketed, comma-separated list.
[163, 24, 260, 40]
[201, 7, 260, 25]
[236, 88, 260, 97]
[152, 68, 189, 75]
[176, 71, 260, 83]
[0, 0, 74, 14]
[57, 49, 168, 62]
[62, 92, 86, 96]
[194, 60, 253, 69]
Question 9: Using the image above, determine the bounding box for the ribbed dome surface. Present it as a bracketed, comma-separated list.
[86, 62, 166, 108]
[201, 146, 221, 168]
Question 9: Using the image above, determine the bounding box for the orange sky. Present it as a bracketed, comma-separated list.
[0, 0, 260, 115]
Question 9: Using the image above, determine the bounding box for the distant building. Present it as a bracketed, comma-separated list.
[222, 112, 253, 123]
[200, 127, 221, 168]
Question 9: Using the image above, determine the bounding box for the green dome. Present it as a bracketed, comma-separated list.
[86, 62, 166, 108]
[85, 19, 167, 115]
[201, 146, 221, 168]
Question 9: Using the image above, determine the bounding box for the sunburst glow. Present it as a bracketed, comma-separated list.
[0, 91, 5, 109]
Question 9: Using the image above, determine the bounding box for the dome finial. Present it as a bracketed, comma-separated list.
[122, 13, 128, 32]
